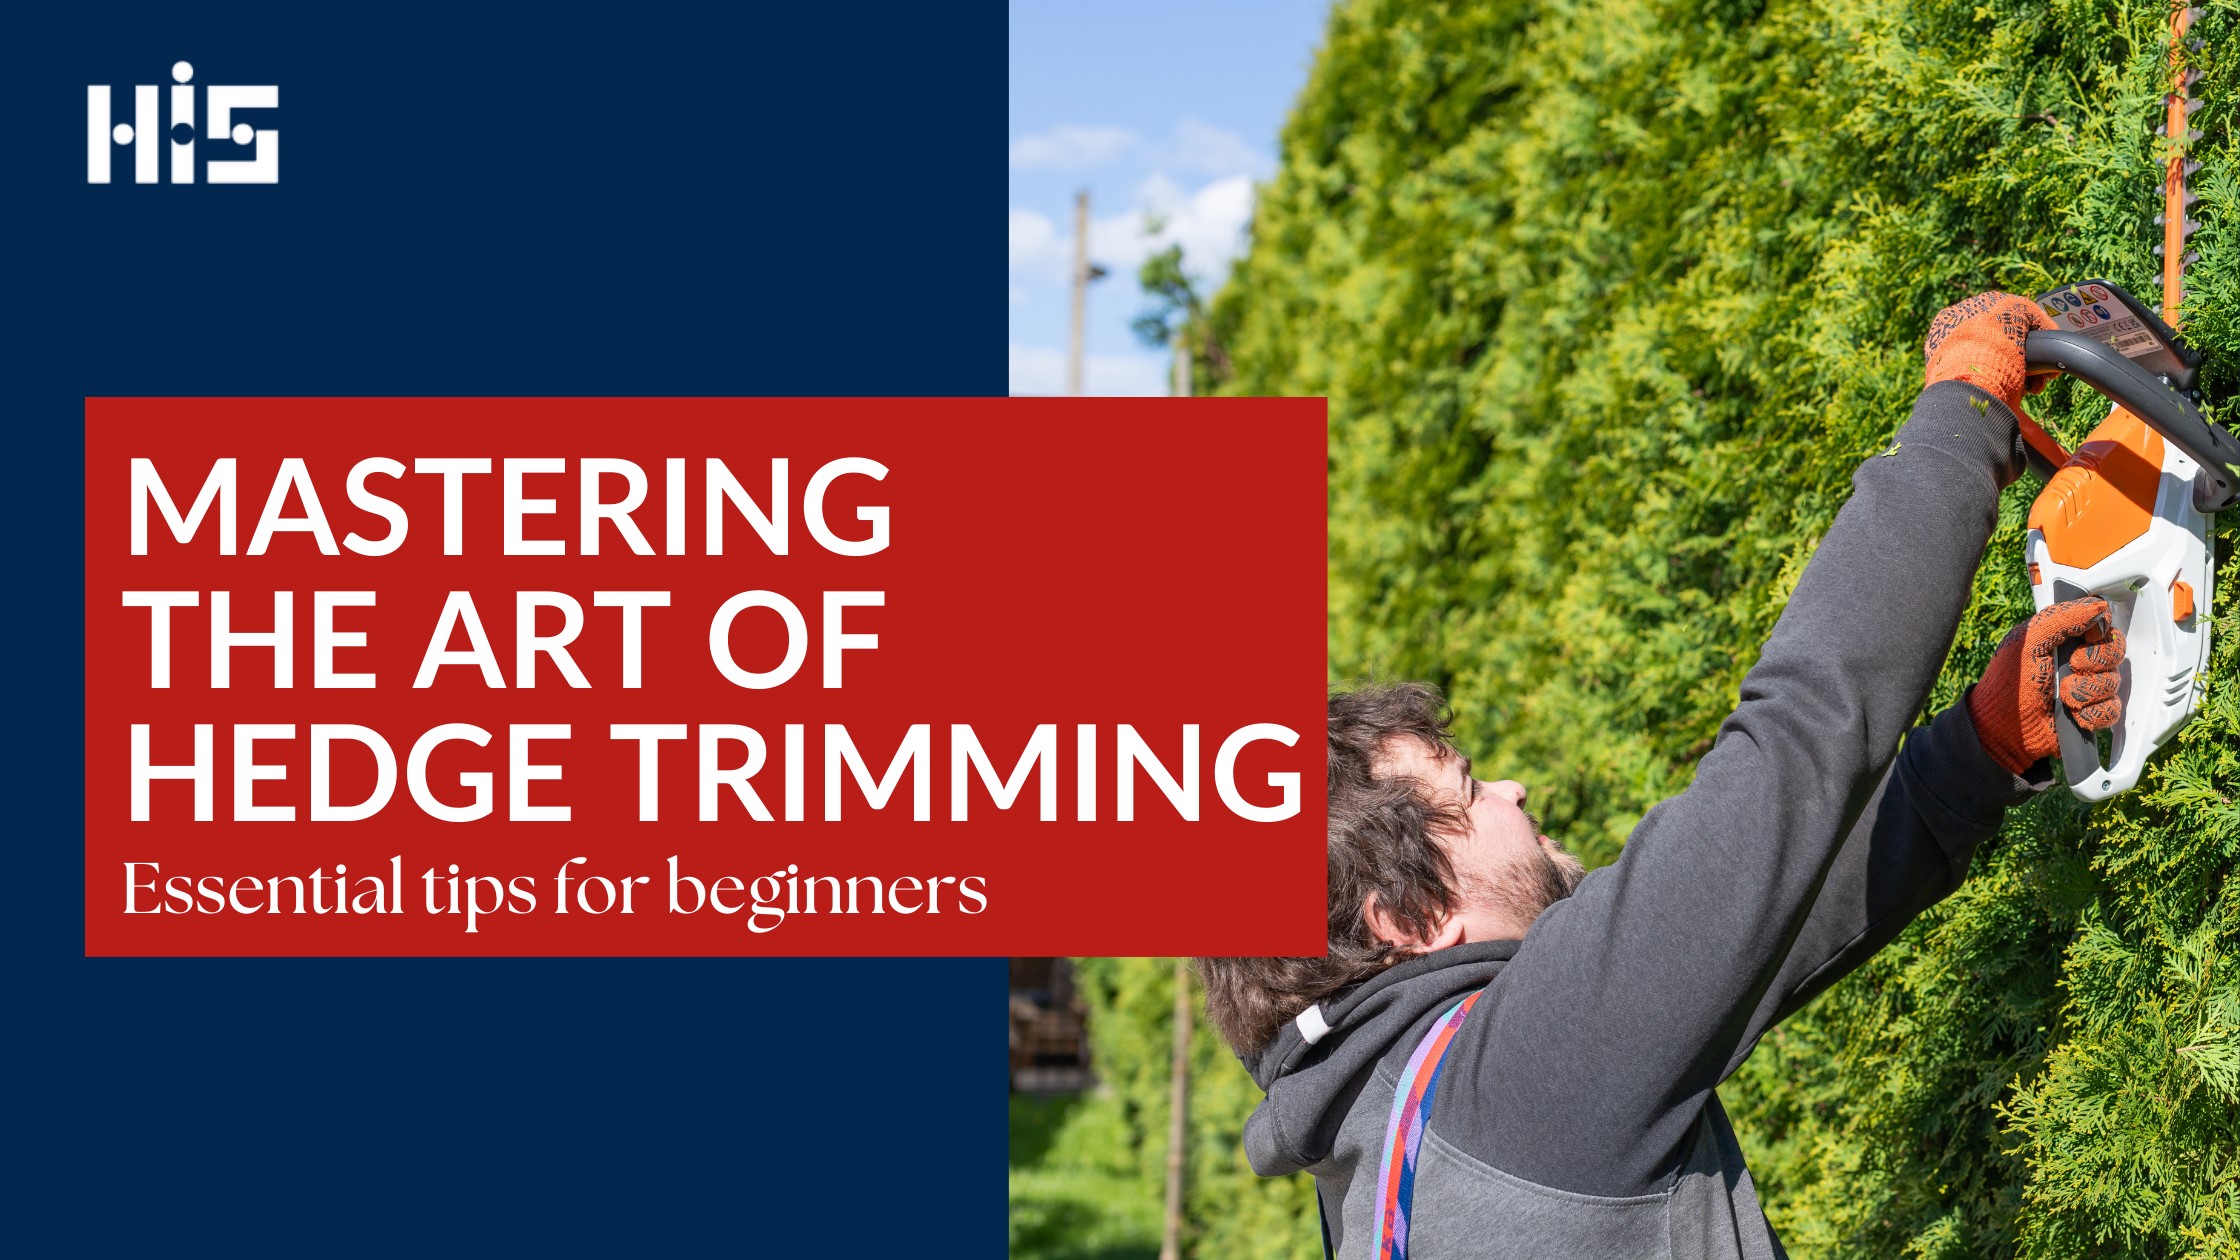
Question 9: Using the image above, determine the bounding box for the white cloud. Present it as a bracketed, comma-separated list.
[1009, 173, 1256, 290]
[1009, 342, 1173, 397]
[1009, 125, 1141, 170]
[1009, 208, 1068, 282]
[1163, 117, 1271, 179]
[1130, 172, 1256, 277]
[1086, 173, 1258, 285]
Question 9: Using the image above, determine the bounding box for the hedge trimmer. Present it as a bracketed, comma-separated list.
[2017, 3, 2240, 799]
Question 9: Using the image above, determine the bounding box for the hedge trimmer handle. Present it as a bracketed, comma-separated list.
[2024, 329, 2240, 511]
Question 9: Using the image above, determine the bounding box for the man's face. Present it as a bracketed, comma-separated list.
[1376, 736, 1586, 942]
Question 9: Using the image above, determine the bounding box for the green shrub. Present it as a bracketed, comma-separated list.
[1056, 0, 2240, 1254]
[1009, 1090, 1163, 1260]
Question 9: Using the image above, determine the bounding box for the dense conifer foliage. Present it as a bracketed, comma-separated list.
[1046, 1, 2239, 1255]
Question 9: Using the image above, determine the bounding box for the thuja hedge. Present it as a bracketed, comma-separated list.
[1065, 0, 2240, 1255]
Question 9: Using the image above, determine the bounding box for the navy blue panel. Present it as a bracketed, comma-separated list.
[12, 3, 1000, 1251]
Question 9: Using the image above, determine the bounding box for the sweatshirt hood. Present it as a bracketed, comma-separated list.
[1239, 940, 1516, 1176]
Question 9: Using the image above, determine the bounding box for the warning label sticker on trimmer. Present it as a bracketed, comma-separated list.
[2041, 284, 2160, 359]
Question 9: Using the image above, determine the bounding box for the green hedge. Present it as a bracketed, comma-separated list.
[1056, 0, 2240, 1255]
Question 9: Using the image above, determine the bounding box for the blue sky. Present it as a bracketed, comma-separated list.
[1009, 0, 1333, 395]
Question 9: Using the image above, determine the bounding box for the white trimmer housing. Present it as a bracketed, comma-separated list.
[2024, 406, 2214, 800]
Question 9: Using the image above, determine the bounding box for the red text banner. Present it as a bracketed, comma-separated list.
[84, 398, 1328, 956]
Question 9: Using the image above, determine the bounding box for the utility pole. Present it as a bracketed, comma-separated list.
[1068, 190, 1091, 396]
[1067, 189, 1107, 396]
[1172, 330, 1192, 398]
[1159, 958, 1191, 1260]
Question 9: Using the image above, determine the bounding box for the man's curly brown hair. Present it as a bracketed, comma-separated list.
[1195, 682, 1473, 1055]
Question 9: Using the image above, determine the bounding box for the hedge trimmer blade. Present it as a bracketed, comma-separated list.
[2014, 3, 2232, 800]
[2157, 3, 2205, 325]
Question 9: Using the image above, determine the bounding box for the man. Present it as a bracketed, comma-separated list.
[1198, 293, 2128, 1258]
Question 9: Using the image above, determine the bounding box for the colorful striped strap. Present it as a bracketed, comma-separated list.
[1373, 990, 1482, 1260]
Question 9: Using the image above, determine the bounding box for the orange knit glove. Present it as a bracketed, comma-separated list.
[1924, 291, 2059, 420]
[1967, 597, 2126, 776]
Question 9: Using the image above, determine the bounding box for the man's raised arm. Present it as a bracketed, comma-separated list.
[1439, 293, 2097, 1197]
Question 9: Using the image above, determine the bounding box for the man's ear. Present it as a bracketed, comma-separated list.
[1364, 891, 1463, 952]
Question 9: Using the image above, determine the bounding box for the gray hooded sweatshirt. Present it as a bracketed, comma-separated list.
[1241, 381, 2054, 1258]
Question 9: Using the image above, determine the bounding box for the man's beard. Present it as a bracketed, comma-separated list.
[1487, 818, 1586, 931]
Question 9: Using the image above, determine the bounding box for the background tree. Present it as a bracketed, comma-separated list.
[1133, 220, 1233, 393]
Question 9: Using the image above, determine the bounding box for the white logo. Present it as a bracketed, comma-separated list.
[87, 61, 277, 184]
